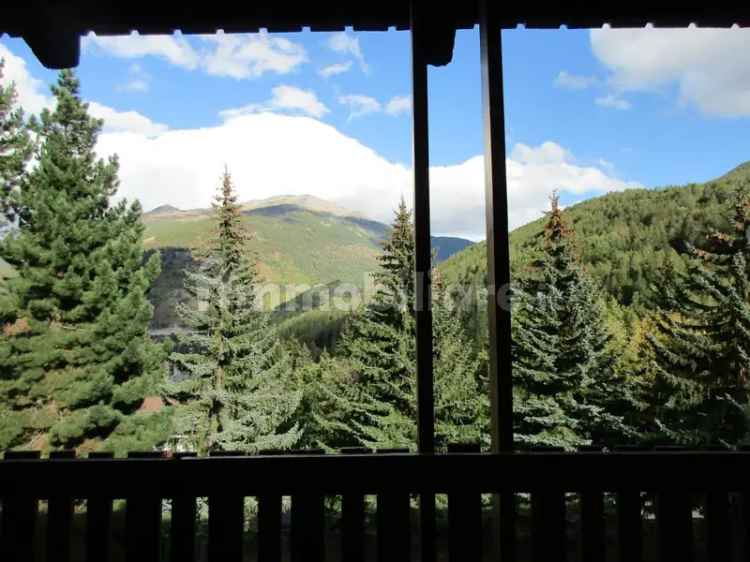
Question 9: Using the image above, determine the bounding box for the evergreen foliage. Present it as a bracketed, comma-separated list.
[0, 58, 33, 223]
[647, 185, 750, 446]
[0, 69, 167, 453]
[340, 199, 488, 451]
[440, 167, 750, 310]
[512, 193, 637, 450]
[162, 170, 301, 454]
[289, 344, 363, 451]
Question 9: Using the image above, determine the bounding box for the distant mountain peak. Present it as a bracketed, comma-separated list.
[145, 204, 181, 216]
[240, 195, 366, 219]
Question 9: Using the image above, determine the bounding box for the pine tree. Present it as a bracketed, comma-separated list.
[289, 343, 365, 451]
[512, 193, 635, 450]
[163, 169, 301, 455]
[342, 199, 488, 450]
[0, 58, 33, 224]
[340, 197, 416, 427]
[0, 59, 34, 448]
[431, 269, 489, 448]
[0, 70, 167, 454]
[647, 186, 750, 447]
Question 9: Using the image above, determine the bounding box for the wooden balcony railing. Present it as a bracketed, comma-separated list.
[1, 448, 748, 562]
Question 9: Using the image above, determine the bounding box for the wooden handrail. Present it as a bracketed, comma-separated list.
[0, 450, 747, 498]
[1, 450, 748, 562]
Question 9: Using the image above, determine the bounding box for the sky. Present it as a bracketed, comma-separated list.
[1, 26, 750, 240]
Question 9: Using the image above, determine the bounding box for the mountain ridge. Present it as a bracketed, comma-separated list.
[440, 159, 750, 308]
[142, 197, 473, 326]
[144, 194, 367, 221]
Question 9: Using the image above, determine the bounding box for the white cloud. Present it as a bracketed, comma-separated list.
[201, 31, 307, 79]
[510, 141, 572, 165]
[84, 33, 200, 69]
[328, 32, 368, 73]
[591, 27, 750, 117]
[96, 113, 639, 238]
[220, 85, 329, 119]
[385, 95, 411, 116]
[84, 31, 307, 79]
[503, 142, 641, 230]
[318, 61, 352, 78]
[0, 42, 167, 136]
[554, 71, 599, 90]
[595, 93, 631, 110]
[0, 43, 52, 114]
[88, 102, 168, 136]
[338, 94, 381, 120]
[97, 113, 410, 226]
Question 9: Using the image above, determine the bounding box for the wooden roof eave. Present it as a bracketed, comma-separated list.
[3, 2, 749, 69]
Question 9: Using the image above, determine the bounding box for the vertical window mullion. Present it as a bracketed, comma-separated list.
[411, 2, 437, 560]
[480, 3, 516, 561]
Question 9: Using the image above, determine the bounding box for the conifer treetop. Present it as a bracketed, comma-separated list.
[0, 58, 34, 221]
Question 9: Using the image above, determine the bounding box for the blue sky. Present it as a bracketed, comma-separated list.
[1, 27, 749, 239]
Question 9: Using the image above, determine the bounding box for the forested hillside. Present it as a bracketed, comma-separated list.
[143, 200, 387, 287]
[441, 161, 750, 308]
[143, 199, 472, 324]
[4, 66, 750, 460]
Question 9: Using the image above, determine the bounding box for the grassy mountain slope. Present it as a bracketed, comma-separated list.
[2, 195, 472, 327]
[441, 161, 750, 307]
[142, 196, 472, 325]
[144, 204, 386, 287]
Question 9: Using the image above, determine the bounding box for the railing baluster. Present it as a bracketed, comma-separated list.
[208, 451, 244, 562]
[257, 493, 282, 562]
[170, 453, 196, 562]
[580, 490, 605, 562]
[579, 447, 605, 562]
[377, 449, 411, 562]
[126, 452, 162, 562]
[47, 450, 76, 562]
[616, 490, 642, 562]
[1, 451, 40, 562]
[615, 447, 644, 562]
[291, 450, 325, 562]
[340, 448, 371, 562]
[499, 493, 517, 562]
[657, 490, 694, 562]
[86, 452, 113, 562]
[257, 448, 285, 562]
[447, 444, 482, 562]
[706, 489, 731, 562]
[531, 489, 566, 562]
[741, 488, 750, 562]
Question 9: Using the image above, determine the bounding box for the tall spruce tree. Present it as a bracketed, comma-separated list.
[647, 186, 750, 447]
[340, 197, 416, 423]
[163, 170, 301, 455]
[289, 343, 364, 451]
[342, 199, 488, 450]
[0, 69, 168, 454]
[512, 193, 635, 450]
[0, 60, 34, 447]
[0, 58, 33, 224]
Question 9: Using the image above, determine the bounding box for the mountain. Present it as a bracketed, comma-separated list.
[240, 194, 367, 219]
[145, 204, 181, 216]
[432, 236, 474, 262]
[142, 195, 472, 326]
[143, 197, 388, 288]
[440, 160, 750, 309]
[0, 194, 472, 326]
